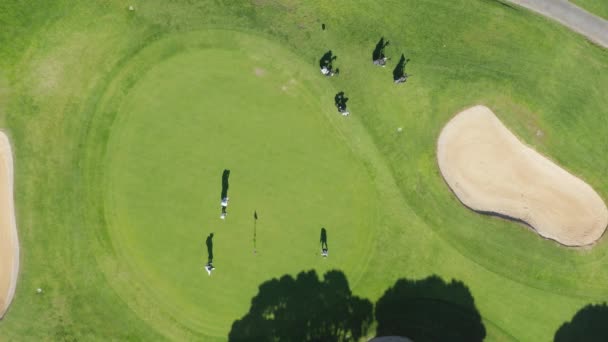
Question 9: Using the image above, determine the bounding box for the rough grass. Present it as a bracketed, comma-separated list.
[0, 0, 606, 340]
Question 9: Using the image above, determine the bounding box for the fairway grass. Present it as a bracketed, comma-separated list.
[0, 0, 607, 340]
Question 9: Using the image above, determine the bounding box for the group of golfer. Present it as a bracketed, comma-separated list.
[320, 37, 409, 116]
[205, 38, 409, 276]
[205, 169, 331, 276]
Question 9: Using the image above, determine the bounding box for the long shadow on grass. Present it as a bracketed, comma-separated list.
[206, 233, 214, 264]
[375, 275, 486, 342]
[392, 54, 409, 81]
[372, 37, 389, 61]
[554, 303, 608, 342]
[320, 227, 328, 250]
[221, 169, 230, 199]
[228, 270, 373, 341]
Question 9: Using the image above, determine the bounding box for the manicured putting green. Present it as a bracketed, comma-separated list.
[104, 36, 379, 337]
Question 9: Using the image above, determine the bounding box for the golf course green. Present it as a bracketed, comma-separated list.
[104, 32, 378, 338]
[1, 0, 607, 341]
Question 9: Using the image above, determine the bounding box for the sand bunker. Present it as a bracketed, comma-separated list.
[0, 132, 18, 318]
[437, 105, 608, 246]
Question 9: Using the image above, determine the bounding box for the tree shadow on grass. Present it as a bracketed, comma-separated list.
[554, 303, 608, 342]
[228, 270, 373, 342]
[375, 275, 486, 342]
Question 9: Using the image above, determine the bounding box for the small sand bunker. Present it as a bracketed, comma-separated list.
[437, 105, 608, 246]
[0, 132, 18, 318]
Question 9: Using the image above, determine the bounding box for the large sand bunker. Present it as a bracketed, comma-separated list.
[437, 105, 608, 246]
[0, 132, 18, 318]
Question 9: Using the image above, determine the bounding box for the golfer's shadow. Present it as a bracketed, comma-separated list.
[372, 37, 389, 61]
[319, 50, 337, 69]
[392, 53, 410, 80]
[221, 169, 230, 199]
[206, 233, 214, 264]
[320, 228, 328, 250]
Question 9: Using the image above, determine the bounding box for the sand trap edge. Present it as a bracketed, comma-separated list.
[0, 131, 19, 319]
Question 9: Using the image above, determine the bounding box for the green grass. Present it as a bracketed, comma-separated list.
[571, 0, 608, 19]
[103, 32, 379, 338]
[0, 0, 607, 340]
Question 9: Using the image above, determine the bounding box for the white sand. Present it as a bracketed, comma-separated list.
[0, 132, 18, 318]
[437, 105, 608, 246]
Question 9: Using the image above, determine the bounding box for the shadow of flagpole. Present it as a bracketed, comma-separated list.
[253, 210, 258, 254]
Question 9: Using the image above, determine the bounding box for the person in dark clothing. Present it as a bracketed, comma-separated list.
[394, 74, 408, 84]
[221, 197, 229, 219]
[205, 262, 215, 275]
[373, 57, 388, 66]
[320, 51, 338, 77]
[334, 92, 350, 116]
